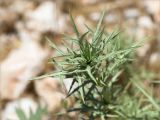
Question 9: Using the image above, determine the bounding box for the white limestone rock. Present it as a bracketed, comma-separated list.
[0, 40, 47, 99]
[149, 52, 160, 72]
[124, 8, 140, 18]
[138, 16, 154, 28]
[25, 1, 67, 33]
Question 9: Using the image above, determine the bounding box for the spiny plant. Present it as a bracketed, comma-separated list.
[32, 11, 160, 120]
[16, 105, 47, 120]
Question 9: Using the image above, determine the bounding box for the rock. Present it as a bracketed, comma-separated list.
[149, 52, 160, 72]
[35, 77, 65, 112]
[35, 77, 62, 94]
[16, 24, 42, 42]
[0, 8, 18, 33]
[124, 8, 140, 19]
[135, 25, 156, 41]
[154, 8, 160, 24]
[143, 0, 160, 15]
[105, 13, 119, 24]
[41, 91, 65, 113]
[0, 40, 47, 100]
[2, 97, 37, 120]
[137, 43, 150, 58]
[63, 78, 77, 93]
[89, 12, 101, 22]
[35, 77, 76, 112]
[9, 0, 35, 15]
[25, 1, 67, 33]
[138, 16, 154, 28]
[0, 34, 19, 61]
[82, 0, 99, 5]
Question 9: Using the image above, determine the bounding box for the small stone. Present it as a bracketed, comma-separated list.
[25, 1, 67, 33]
[137, 43, 150, 58]
[143, 0, 160, 15]
[35, 77, 61, 95]
[9, 0, 35, 15]
[138, 16, 154, 28]
[143, 0, 160, 24]
[124, 8, 140, 18]
[154, 7, 160, 24]
[63, 78, 77, 93]
[0, 34, 19, 61]
[35, 77, 76, 112]
[0, 8, 17, 33]
[89, 12, 101, 21]
[105, 13, 119, 23]
[17, 25, 42, 42]
[82, 0, 99, 5]
[149, 52, 160, 72]
[35, 77, 65, 112]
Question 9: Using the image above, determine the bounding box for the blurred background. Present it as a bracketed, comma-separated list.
[0, 0, 160, 120]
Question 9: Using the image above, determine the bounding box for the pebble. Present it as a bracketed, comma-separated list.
[105, 13, 119, 23]
[137, 43, 150, 58]
[124, 8, 140, 18]
[143, 0, 160, 15]
[82, 0, 99, 5]
[89, 12, 101, 21]
[25, 1, 67, 33]
[0, 8, 17, 33]
[63, 78, 77, 93]
[34, 77, 77, 112]
[138, 16, 154, 28]
[35, 77, 65, 112]
[149, 52, 160, 72]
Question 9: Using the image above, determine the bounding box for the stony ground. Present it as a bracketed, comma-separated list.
[0, 0, 160, 120]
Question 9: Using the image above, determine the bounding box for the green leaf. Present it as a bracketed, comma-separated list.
[86, 66, 98, 85]
[46, 37, 65, 55]
[16, 105, 47, 120]
[77, 76, 85, 103]
[66, 80, 91, 98]
[29, 105, 47, 120]
[93, 11, 105, 43]
[68, 78, 77, 94]
[69, 13, 80, 38]
[132, 79, 160, 110]
[16, 108, 28, 120]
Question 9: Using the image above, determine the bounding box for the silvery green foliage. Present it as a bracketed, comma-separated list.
[16, 105, 47, 120]
[32, 12, 160, 120]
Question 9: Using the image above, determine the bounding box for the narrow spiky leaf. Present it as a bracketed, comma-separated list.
[69, 13, 80, 38]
